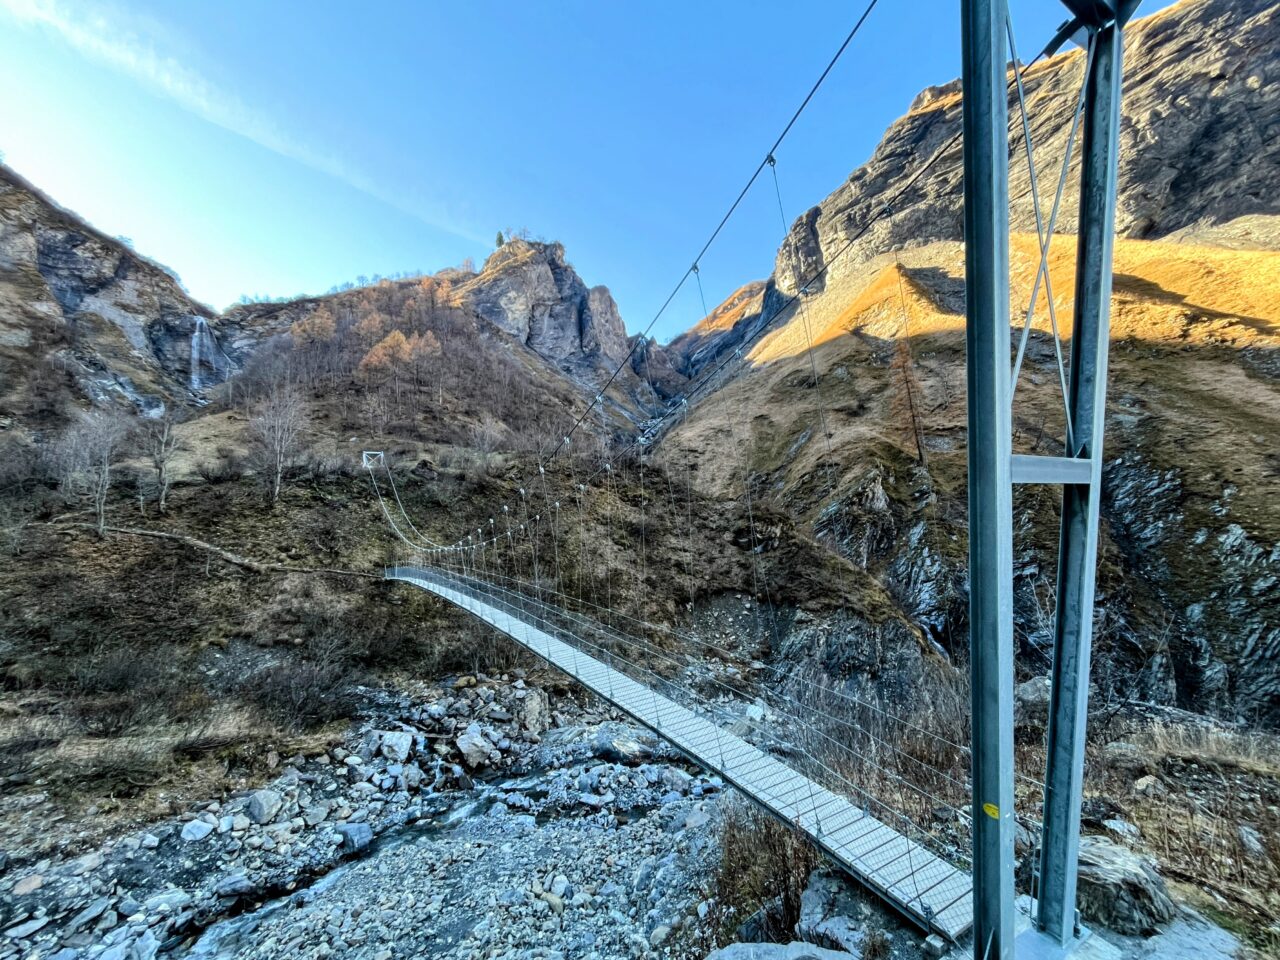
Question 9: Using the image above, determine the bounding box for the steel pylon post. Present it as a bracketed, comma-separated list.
[960, 0, 1016, 952]
[1037, 15, 1126, 946]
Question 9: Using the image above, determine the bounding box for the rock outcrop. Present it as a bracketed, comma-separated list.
[1, 156, 684, 430]
[668, 281, 769, 377]
[1075, 836, 1177, 935]
[672, 0, 1279, 379]
[0, 173, 677, 431]
[466, 240, 630, 369]
[772, 0, 1279, 298]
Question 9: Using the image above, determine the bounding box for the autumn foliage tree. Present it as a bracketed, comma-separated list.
[290, 306, 336, 345]
[247, 265, 574, 448]
[353, 310, 387, 349]
[359, 330, 412, 384]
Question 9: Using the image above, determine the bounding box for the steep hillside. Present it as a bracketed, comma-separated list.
[222, 240, 646, 393]
[775, 0, 1279, 296]
[667, 281, 768, 375]
[0, 175, 666, 441]
[0, 165, 219, 426]
[663, 232, 1280, 723]
[672, 0, 1279, 375]
[660, 0, 1280, 726]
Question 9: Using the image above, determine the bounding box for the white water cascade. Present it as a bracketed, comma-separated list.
[189, 317, 228, 392]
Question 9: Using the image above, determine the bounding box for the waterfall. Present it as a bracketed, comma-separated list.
[189, 317, 229, 393]
[189, 318, 204, 391]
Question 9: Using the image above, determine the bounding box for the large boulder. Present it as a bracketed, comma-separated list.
[1014, 676, 1052, 730]
[456, 723, 495, 768]
[1076, 836, 1176, 935]
[517, 688, 551, 735]
[378, 731, 414, 763]
[336, 822, 373, 852]
[794, 871, 866, 955]
[247, 789, 283, 825]
[180, 819, 214, 842]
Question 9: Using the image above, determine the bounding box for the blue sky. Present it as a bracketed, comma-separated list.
[0, 0, 1142, 342]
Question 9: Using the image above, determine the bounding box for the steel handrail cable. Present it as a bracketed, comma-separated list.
[407, 563, 979, 836]
[377, 448, 979, 763]
[464, 564, 976, 807]
[397, 564, 974, 866]
[409, 496, 990, 772]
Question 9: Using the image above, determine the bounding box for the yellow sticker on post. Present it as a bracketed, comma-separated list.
[982, 802, 1000, 819]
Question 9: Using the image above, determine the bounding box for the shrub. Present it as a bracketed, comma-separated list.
[62, 740, 169, 797]
[0, 718, 61, 785]
[0, 500, 32, 557]
[714, 799, 817, 941]
[243, 660, 357, 730]
[63, 644, 208, 736]
[862, 929, 891, 960]
[197, 452, 245, 484]
[307, 453, 356, 479]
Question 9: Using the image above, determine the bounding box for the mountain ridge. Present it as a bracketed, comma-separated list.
[668, 0, 1279, 376]
[0, 169, 662, 431]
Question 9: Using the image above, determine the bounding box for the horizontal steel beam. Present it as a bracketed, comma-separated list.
[1010, 455, 1093, 485]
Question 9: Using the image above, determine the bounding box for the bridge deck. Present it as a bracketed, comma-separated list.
[387, 566, 973, 942]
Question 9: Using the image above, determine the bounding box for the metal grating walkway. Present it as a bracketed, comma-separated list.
[387, 565, 973, 942]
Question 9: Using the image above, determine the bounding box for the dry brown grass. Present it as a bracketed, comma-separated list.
[1093, 720, 1280, 949]
[746, 234, 1279, 370]
[1136, 722, 1280, 779]
[0, 704, 261, 797]
[684, 282, 768, 337]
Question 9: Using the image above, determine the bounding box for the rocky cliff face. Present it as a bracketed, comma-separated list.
[464, 240, 630, 372]
[667, 281, 769, 377]
[671, 0, 1279, 378]
[0, 165, 231, 424]
[773, 0, 1278, 297]
[217, 239, 669, 419]
[0, 175, 667, 429]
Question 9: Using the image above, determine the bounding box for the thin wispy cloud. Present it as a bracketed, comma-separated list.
[0, 0, 485, 244]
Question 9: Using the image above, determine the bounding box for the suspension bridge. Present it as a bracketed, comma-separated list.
[387, 563, 975, 940]
[362, 0, 1138, 953]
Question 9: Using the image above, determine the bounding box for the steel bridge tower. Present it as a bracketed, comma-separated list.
[960, 0, 1139, 956]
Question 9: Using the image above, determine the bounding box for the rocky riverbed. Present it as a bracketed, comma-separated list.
[0, 671, 731, 960]
[0, 666, 1255, 960]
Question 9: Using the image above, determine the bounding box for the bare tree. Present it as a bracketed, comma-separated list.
[87, 413, 132, 535]
[248, 385, 308, 504]
[49, 428, 86, 500]
[360, 393, 390, 439]
[142, 414, 182, 512]
[470, 414, 506, 456]
[52, 411, 132, 536]
[470, 414, 507, 474]
[133, 472, 156, 518]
